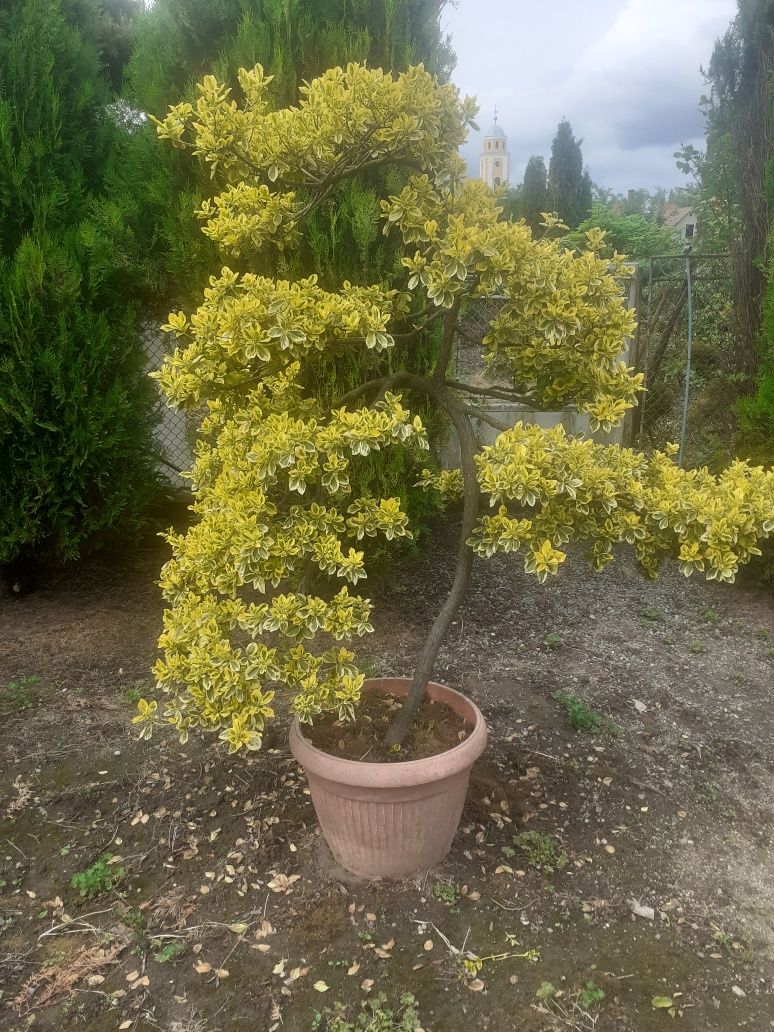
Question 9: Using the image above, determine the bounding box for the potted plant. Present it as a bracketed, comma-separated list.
[136, 63, 774, 878]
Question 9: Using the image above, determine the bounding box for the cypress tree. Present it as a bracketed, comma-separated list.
[518, 155, 549, 233]
[0, 0, 157, 583]
[548, 119, 592, 229]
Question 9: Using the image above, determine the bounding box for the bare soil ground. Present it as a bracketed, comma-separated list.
[1, 519, 773, 1032]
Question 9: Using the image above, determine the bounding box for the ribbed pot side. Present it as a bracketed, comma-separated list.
[289, 677, 488, 878]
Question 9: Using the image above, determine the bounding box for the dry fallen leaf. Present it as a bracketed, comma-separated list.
[214, 968, 229, 979]
[347, 961, 360, 976]
[628, 899, 655, 920]
[125, 970, 139, 982]
[194, 961, 212, 974]
[267, 873, 301, 894]
[361, 978, 374, 993]
[313, 980, 329, 993]
[228, 923, 248, 935]
[423, 940, 434, 952]
[468, 978, 485, 992]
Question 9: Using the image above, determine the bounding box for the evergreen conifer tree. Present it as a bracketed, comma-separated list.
[0, 0, 157, 582]
[548, 119, 592, 229]
[518, 155, 549, 233]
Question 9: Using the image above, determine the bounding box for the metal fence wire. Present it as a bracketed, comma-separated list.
[143, 256, 731, 486]
[633, 252, 733, 467]
[142, 322, 195, 488]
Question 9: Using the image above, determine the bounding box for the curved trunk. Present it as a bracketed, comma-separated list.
[384, 373, 480, 746]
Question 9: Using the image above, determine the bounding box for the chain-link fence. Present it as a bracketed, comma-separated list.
[142, 323, 195, 488]
[633, 252, 733, 467]
[144, 259, 729, 484]
[451, 274, 638, 456]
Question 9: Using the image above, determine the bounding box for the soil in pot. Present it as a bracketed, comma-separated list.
[303, 691, 470, 763]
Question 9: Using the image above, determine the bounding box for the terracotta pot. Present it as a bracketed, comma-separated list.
[289, 677, 488, 878]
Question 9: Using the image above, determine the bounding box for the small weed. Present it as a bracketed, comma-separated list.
[536, 977, 606, 1027]
[699, 605, 718, 622]
[311, 992, 421, 1031]
[544, 633, 563, 651]
[579, 978, 605, 1009]
[512, 830, 567, 873]
[123, 682, 145, 705]
[555, 692, 615, 734]
[640, 605, 665, 623]
[153, 939, 185, 964]
[70, 854, 124, 899]
[433, 879, 460, 905]
[688, 639, 708, 654]
[1, 676, 40, 714]
[701, 783, 719, 804]
[754, 626, 770, 641]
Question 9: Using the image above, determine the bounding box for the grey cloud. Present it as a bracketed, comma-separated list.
[446, 0, 736, 192]
[612, 101, 704, 150]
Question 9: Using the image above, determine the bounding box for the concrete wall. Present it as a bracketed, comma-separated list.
[439, 269, 639, 468]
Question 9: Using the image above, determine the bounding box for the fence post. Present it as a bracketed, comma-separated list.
[677, 248, 694, 468]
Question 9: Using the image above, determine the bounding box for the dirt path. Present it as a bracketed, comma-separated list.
[1, 522, 772, 1031]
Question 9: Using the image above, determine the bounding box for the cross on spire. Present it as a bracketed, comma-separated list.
[493, 104, 498, 123]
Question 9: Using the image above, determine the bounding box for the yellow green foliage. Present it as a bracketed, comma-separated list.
[138, 62, 774, 751]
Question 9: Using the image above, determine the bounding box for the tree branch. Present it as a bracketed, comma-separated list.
[461, 405, 514, 432]
[444, 378, 540, 406]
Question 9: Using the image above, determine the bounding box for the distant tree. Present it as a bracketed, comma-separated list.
[499, 185, 522, 222]
[95, 0, 144, 90]
[548, 119, 592, 229]
[517, 155, 549, 232]
[563, 203, 680, 261]
[0, 0, 157, 579]
[590, 186, 668, 221]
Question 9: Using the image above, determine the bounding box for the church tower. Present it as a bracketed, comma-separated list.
[479, 110, 509, 188]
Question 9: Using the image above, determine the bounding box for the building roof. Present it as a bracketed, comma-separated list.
[662, 204, 694, 228]
[484, 121, 506, 139]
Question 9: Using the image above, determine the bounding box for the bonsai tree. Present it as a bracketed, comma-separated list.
[136, 63, 774, 751]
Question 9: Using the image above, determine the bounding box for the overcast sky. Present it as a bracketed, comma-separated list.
[444, 0, 737, 193]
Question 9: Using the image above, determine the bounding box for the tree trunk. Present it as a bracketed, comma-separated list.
[384, 374, 481, 746]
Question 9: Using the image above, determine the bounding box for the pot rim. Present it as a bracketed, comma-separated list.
[289, 676, 488, 789]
